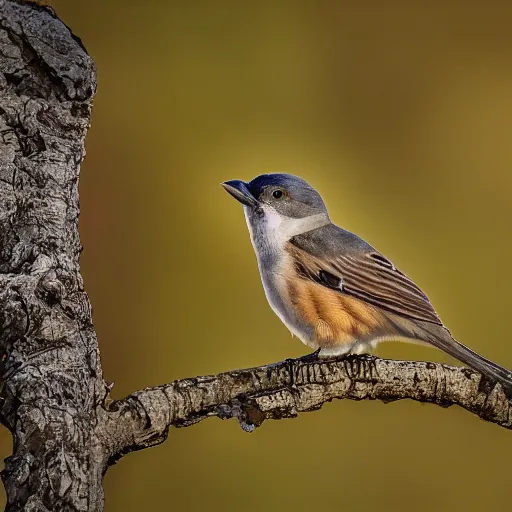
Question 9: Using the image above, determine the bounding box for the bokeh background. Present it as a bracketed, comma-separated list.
[3, 2, 512, 511]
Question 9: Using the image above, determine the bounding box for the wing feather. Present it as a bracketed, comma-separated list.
[287, 243, 442, 325]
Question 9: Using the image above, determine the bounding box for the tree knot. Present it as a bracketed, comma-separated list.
[35, 269, 65, 305]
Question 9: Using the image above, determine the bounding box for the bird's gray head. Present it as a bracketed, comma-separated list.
[222, 174, 330, 252]
[222, 173, 328, 218]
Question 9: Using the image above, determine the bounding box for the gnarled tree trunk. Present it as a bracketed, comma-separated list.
[0, 1, 108, 510]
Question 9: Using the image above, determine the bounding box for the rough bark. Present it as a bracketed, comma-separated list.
[0, 1, 510, 511]
[0, 1, 107, 510]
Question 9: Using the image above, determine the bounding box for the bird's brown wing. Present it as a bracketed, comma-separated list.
[287, 243, 443, 326]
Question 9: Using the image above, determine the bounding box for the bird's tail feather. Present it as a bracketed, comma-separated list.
[425, 324, 512, 394]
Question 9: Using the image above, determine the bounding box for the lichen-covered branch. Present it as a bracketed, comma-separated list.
[106, 355, 512, 461]
[0, 2, 510, 511]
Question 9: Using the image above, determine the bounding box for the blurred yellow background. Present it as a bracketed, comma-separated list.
[3, 2, 512, 511]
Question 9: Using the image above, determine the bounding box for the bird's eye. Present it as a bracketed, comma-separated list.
[272, 189, 284, 199]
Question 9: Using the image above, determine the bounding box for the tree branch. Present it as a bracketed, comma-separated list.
[0, 2, 510, 511]
[106, 355, 512, 462]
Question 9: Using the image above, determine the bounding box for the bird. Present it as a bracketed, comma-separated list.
[222, 172, 512, 392]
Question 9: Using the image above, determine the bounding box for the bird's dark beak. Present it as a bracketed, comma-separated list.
[221, 180, 259, 207]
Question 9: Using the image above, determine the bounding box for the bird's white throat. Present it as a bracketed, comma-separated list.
[244, 206, 329, 253]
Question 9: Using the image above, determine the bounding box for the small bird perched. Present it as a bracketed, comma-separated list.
[222, 173, 512, 392]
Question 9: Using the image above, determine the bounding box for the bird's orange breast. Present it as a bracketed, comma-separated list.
[285, 274, 390, 350]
